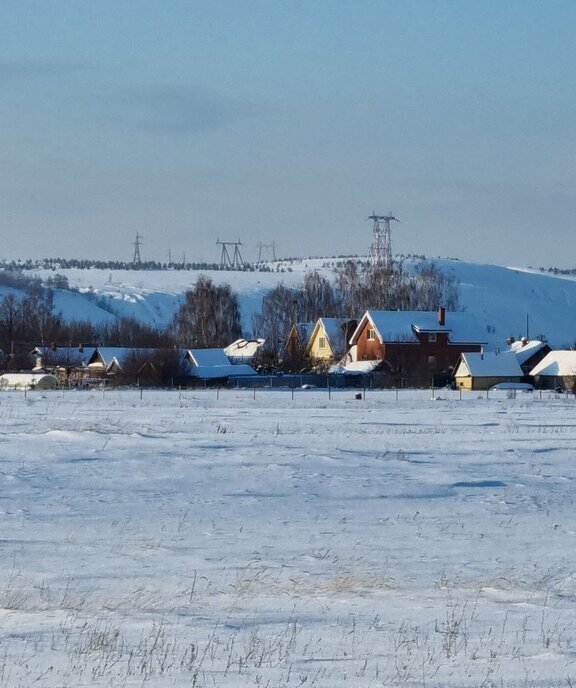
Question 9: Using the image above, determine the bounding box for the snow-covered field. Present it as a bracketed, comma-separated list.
[1, 388, 576, 686]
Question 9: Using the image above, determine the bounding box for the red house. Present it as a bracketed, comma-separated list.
[347, 307, 486, 385]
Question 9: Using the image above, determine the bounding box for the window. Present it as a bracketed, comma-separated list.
[318, 336, 326, 349]
[428, 355, 437, 370]
[429, 333, 437, 343]
[367, 328, 376, 341]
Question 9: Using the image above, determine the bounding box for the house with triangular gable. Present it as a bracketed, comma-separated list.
[305, 318, 357, 364]
[348, 307, 486, 385]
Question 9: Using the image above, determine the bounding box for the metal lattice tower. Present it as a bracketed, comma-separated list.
[216, 239, 245, 269]
[367, 212, 399, 269]
[257, 241, 277, 262]
[132, 233, 143, 264]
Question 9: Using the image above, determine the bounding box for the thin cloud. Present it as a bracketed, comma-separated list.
[119, 84, 259, 135]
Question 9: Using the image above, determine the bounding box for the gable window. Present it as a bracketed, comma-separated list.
[367, 328, 376, 341]
[429, 333, 437, 343]
[318, 336, 326, 349]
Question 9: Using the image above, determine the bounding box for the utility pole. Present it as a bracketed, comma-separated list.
[132, 233, 143, 264]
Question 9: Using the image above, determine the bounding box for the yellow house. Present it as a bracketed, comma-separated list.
[306, 318, 357, 363]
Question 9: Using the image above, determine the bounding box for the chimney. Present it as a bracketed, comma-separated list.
[78, 343, 84, 353]
[438, 306, 446, 326]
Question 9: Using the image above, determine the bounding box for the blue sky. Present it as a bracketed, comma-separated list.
[1, 1, 575, 267]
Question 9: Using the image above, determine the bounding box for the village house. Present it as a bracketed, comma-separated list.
[530, 351, 576, 391]
[305, 318, 357, 365]
[347, 307, 486, 386]
[453, 351, 525, 391]
[453, 338, 551, 391]
[285, 322, 315, 360]
[30, 345, 97, 386]
[507, 337, 551, 375]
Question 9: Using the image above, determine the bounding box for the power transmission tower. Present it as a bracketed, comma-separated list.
[367, 212, 399, 269]
[132, 233, 143, 264]
[257, 241, 277, 262]
[216, 239, 245, 269]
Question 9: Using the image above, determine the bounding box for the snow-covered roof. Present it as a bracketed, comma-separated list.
[330, 360, 382, 375]
[291, 322, 315, 346]
[508, 339, 549, 364]
[350, 310, 487, 345]
[224, 338, 265, 359]
[322, 318, 350, 351]
[185, 349, 256, 378]
[530, 351, 576, 377]
[187, 348, 231, 367]
[88, 347, 136, 366]
[456, 351, 524, 377]
[31, 346, 96, 366]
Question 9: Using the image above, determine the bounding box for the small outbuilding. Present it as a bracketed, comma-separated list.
[453, 351, 524, 391]
[0, 373, 60, 390]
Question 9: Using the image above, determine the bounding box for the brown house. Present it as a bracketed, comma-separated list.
[348, 307, 486, 385]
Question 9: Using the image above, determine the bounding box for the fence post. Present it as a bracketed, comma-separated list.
[253, 387, 256, 400]
[291, 387, 294, 401]
[328, 379, 331, 400]
[216, 386, 220, 400]
[395, 387, 398, 402]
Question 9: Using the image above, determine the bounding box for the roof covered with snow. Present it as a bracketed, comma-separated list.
[508, 339, 549, 364]
[185, 349, 256, 378]
[456, 351, 524, 377]
[530, 351, 576, 377]
[224, 338, 265, 360]
[330, 360, 382, 375]
[351, 310, 487, 345]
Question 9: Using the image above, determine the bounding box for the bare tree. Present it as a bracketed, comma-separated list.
[172, 276, 242, 347]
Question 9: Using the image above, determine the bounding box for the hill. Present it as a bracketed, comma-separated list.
[17, 258, 576, 349]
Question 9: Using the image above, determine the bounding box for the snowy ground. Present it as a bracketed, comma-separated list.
[1, 388, 576, 687]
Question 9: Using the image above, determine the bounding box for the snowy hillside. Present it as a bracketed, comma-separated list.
[26, 258, 576, 348]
